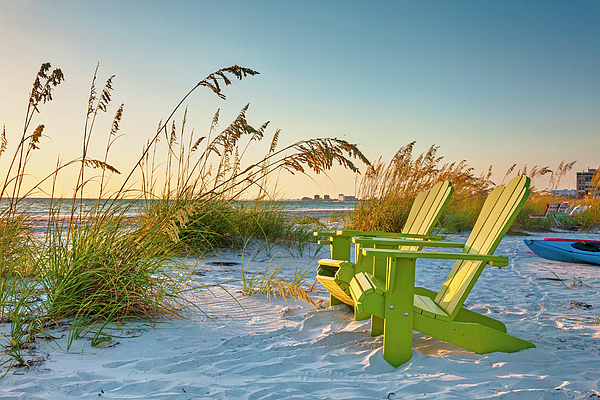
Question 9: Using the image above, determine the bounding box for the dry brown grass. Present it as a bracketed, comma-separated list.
[348, 141, 594, 234]
[137, 102, 370, 251]
[349, 142, 491, 232]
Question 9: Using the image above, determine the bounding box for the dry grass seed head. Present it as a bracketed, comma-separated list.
[30, 63, 65, 112]
[197, 66, 259, 100]
[1, 126, 7, 158]
[28, 125, 44, 151]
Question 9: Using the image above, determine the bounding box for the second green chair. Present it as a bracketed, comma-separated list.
[315, 180, 454, 313]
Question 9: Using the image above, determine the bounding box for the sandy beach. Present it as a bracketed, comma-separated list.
[2, 231, 600, 399]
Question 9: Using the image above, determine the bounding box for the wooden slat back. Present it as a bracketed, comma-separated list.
[556, 202, 569, 213]
[435, 176, 530, 320]
[548, 202, 560, 213]
[400, 181, 453, 251]
[402, 181, 453, 236]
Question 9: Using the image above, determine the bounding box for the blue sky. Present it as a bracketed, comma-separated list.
[1, 0, 599, 198]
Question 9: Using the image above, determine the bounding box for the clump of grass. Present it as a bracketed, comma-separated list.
[179, 200, 292, 253]
[297, 216, 326, 228]
[0, 63, 195, 372]
[564, 309, 600, 326]
[1, 62, 371, 373]
[0, 64, 65, 278]
[240, 252, 316, 308]
[438, 213, 476, 233]
[349, 143, 584, 234]
[570, 197, 600, 230]
[350, 142, 491, 233]
[541, 268, 592, 290]
[30, 65, 191, 331]
[0, 212, 34, 277]
[137, 91, 370, 256]
[38, 205, 187, 325]
[1, 64, 68, 371]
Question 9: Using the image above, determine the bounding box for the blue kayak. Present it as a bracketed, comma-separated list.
[523, 238, 600, 266]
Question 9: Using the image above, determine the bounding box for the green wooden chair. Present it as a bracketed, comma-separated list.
[553, 204, 586, 226]
[315, 180, 454, 313]
[349, 176, 535, 367]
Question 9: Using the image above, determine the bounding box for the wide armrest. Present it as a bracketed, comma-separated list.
[313, 231, 442, 240]
[353, 236, 465, 249]
[336, 230, 441, 240]
[314, 231, 335, 237]
[360, 248, 509, 268]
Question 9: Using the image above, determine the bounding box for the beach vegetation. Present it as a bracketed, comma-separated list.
[297, 215, 326, 227]
[137, 101, 369, 257]
[348, 143, 598, 234]
[240, 251, 316, 308]
[349, 142, 493, 233]
[569, 197, 600, 230]
[0, 62, 369, 373]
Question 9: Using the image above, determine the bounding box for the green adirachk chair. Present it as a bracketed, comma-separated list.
[348, 175, 535, 367]
[315, 181, 454, 317]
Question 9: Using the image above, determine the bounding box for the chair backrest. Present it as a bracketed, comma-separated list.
[564, 204, 578, 215]
[401, 180, 453, 236]
[556, 202, 569, 213]
[548, 202, 560, 213]
[575, 205, 588, 214]
[399, 181, 453, 251]
[434, 176, 531, 320]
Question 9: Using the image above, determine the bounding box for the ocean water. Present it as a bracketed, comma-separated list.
[0, 198, 355, 219]
[0, 197, 145, 218]
[273, 200, 355, 218]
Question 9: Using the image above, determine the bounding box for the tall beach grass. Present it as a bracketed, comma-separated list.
[349, 141, 598, 234]
[349, 142, 493, 233]
[0, 62, 370, 373]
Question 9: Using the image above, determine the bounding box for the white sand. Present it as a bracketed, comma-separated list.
[2, 232, 600, 399]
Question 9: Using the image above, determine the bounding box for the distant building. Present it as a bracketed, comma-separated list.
[576, 168, 598, 198]
[314, 194, 321, 200]
[323, 195, 330, 200]
[550, 189, 577, 197]
[338, 194, 357, 202]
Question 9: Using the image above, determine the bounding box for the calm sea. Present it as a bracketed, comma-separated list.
[1, 198, 355, 219]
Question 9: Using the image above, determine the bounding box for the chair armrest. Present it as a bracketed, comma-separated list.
[335, 230, 441, 241]
[353, 237, 465, 249]
[361, 248, 509, 268]
[313, 230, 442, 241]
[314, 231, 335, 237]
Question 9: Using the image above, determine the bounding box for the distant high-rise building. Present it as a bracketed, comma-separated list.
[577, 168, 598, 197]
[324, 194, 330, 200]
[314, 194, 321, 200]
[338, 194, 357, 202]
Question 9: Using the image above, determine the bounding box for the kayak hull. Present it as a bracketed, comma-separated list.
[523, 239, 600, 266]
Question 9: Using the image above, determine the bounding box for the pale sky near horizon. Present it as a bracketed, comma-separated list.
[1, 0, 599, 199]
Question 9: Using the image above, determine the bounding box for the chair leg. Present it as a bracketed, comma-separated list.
[413, 313, 535, 354]
[454, 308, 507, 333]
[329, 236, 351, 261]
[367, 249, 392, 331]
[330, 294, 343, 306]
[371, 315, 384, 336]
[355, 308, 371, 321]
[382, 257, 416, 367]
